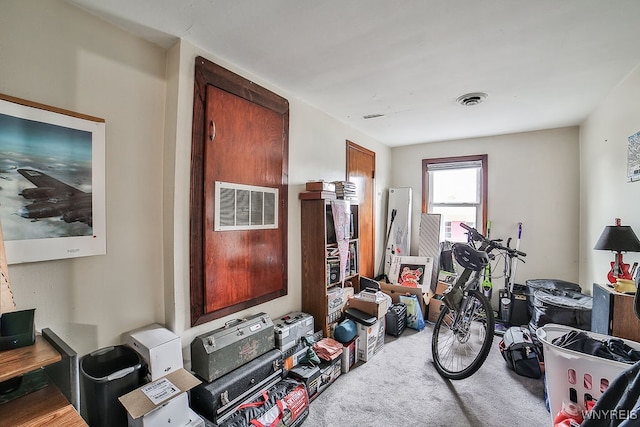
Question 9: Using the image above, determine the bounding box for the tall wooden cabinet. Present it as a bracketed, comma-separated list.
[300, 197, 359, 337]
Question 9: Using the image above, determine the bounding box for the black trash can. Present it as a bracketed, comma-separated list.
[80, 345, 146, 427]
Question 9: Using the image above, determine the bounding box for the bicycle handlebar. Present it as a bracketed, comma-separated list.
[460, 223, 526, 257]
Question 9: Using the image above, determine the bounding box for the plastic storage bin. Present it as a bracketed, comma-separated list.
[536, 324, 640, 424]
[80, 345, 146, 427]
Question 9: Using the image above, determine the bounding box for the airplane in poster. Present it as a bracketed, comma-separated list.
[15, 168, 92, 226]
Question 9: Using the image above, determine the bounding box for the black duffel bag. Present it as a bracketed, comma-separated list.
[499, 326, 543, 379]
[529, 288, 592, 332]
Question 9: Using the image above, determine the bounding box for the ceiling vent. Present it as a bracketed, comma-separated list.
[456, 92, 488, 106]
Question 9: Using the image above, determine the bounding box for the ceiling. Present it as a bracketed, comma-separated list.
[67, 0, 640, 147]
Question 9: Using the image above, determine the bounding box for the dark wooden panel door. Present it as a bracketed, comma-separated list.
[203, 85, 286, 313]
[347, 141, 375, 278]
[190, 56, 289, 325]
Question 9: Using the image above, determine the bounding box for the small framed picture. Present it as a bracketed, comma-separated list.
[388, 255, 434, 292]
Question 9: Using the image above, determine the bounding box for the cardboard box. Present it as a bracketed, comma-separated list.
[327, 286, 354, 324]
[426, 281, 452, 323]
[186, 408, 205, 427]
[347, 292, 389, 319]
[305, 181, 336, 192]
[125, 324, 183, 381]
[118, 368, 201, 427]
[127, 392, 188, 427]
[427, 295, 445, 323]
[356, 317, 385, 362]
[380, 281, 427, 317]
[435, 281, 451, 295]
[341, 336, 359, 373]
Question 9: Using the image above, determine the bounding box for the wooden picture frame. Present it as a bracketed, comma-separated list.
[189, 57, 289, 326]
[0, 94, 106, 264]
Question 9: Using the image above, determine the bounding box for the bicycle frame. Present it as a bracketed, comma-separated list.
[432, 222, 526, 380]
[447, 240, 491, 330]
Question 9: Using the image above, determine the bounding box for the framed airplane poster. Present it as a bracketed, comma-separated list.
[0, 93, 106, 264]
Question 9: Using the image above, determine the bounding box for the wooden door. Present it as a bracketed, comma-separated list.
[346, 141, 375, 279]
[203, 85, 286, 314]
[190, 57, 289, 325]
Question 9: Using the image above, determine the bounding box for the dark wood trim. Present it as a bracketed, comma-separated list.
[194, 57, 289, 114]
[0, 93, 104, 123]
[421, 154, 488, 235]
[190, 57, 289, 326]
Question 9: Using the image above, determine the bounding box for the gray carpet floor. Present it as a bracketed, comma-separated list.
[304, 324, 550, 426]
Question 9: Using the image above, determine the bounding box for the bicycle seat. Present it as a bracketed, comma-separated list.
[452, 243, 489, 272]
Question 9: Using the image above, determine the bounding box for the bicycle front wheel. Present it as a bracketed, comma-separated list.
[431, 289, 495, 380]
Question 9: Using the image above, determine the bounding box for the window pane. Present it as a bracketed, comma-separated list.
[432, 206, 477, 242]
[430, 168, 479, 204]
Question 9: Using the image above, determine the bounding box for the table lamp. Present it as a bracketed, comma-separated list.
[594, 218, 640, 284]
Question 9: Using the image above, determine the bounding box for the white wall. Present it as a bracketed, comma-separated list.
[0, 0, 167, 354]
[390, 127, 581, 297]
[0, 0, 392, 357]
[580, 65, 640, 292]
[165, 40, 392, 361]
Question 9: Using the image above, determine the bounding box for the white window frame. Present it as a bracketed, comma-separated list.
[422, 155, 487, 240]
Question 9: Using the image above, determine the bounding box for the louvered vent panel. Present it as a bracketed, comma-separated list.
[214, 182, 278, 231]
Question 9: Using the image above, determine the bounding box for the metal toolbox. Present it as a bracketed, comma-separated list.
[190, 348, 283, 424]
[191, 312, 275, 382]
[273, 311, 314, 353]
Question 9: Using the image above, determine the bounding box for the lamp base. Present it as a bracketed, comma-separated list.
[607, 252, 632, 284]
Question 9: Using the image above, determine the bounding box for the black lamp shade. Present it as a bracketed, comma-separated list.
[594, 225, 640, 252]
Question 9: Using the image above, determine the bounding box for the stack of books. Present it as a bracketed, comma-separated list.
[299, 181, 336, 200]
[333, 181, 357, 201]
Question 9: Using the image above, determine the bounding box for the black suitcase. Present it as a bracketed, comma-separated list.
[385, 302, 407, 337]
[190, 348, 283, 424]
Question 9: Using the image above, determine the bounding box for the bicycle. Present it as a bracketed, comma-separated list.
[431, 222, 526, 380]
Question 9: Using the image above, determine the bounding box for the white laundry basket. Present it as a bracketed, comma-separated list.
[536, 324, 640, 423]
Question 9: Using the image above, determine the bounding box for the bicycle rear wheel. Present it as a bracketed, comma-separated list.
[431, 289, 495, 380]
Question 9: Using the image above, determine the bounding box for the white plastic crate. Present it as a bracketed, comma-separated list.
[536, 324, 640, 424]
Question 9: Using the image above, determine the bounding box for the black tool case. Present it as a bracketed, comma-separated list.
[191, 312, 275, 382]
[190, 348, 283, 424]
[385, 302, 407, 337]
